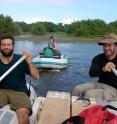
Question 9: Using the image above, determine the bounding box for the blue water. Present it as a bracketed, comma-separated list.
[15, 40, 103, 97]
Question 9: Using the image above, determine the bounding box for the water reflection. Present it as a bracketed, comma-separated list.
[15, 40, 102, 96]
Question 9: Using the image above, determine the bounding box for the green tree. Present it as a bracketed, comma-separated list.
[57, 23, 64, 32]
[42, 22, 57, 32]
[16, 21, 31, 33]
[65, 19, 107, 36]
[0, 14, 22, 35]
[108, 21, 117, 34]
[31, 22, 46, 35]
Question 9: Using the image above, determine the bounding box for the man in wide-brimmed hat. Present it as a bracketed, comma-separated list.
[98, 33, 117, 45]
[72, 33, 117, 100]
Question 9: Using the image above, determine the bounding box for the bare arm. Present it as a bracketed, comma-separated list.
[23, 51, 40, 80]
[48, 41, 57, 50]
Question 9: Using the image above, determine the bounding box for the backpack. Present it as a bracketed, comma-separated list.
[62, 105, 117, 124]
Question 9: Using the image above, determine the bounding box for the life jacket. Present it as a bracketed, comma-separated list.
[43, 47, 54, 58]
[62, 105, 117, 124]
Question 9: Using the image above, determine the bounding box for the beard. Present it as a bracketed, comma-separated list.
[0, 49, 13, 57]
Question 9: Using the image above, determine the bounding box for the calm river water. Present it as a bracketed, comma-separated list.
[15, 38, 102, 97]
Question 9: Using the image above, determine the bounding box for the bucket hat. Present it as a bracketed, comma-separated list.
[49, 36, 54, 39]
[98, 33, 117, 45]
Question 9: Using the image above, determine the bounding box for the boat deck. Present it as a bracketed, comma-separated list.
[1, 91, 116, 124]
[37, 91, 97, 124]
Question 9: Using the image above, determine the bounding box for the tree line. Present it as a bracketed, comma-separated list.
[0, 14, 117, 36]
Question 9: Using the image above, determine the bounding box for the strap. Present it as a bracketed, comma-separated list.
[27, 80, 31, 96]
[103, 105, 117, 111]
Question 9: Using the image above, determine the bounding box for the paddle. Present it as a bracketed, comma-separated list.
[112, 68, 117, 77]
[0, 55, 26, 82]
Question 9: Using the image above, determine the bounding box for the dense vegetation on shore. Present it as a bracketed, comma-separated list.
[0, 14, 117, 37]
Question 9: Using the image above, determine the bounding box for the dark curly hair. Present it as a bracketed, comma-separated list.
[0, 35, 15, 45]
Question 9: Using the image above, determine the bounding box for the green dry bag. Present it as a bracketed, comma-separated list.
[43, 47, 54, 57]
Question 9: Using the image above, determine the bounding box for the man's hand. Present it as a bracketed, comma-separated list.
[103, 62, 116, 72]
[23, 51, 32, 65]
[23, 51, 40, 80]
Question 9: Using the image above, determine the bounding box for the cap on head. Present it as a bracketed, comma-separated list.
[50, 35, 54, 38]
[49, 36, 54, 41]
[98, 33, 117, 45]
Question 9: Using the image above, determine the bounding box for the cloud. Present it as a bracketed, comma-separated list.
[0, 0, 72, 5]
[62, 18, 78, 25]
[23, 17, 78, 25]
[41, 0, 72, 5]
[24, 17, 55, 24]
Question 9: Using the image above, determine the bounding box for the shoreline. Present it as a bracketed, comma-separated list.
[15, 34, 102, 43]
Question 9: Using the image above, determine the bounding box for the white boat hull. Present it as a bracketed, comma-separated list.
[33, 55, 68, 69]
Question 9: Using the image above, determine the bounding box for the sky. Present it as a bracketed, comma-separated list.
[0, 0, 117, 24]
